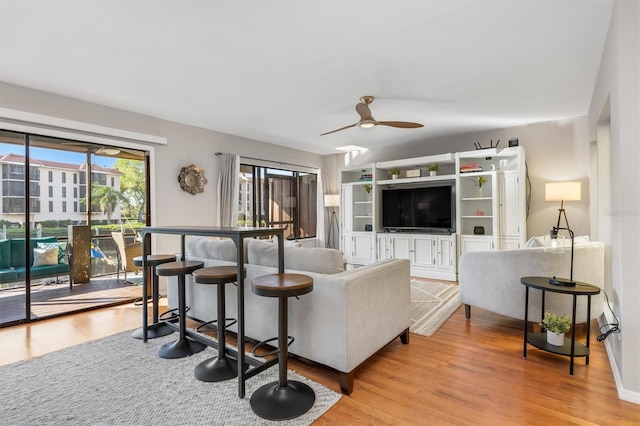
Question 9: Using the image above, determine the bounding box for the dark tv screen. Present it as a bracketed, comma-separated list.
[382, 185, 454, 231]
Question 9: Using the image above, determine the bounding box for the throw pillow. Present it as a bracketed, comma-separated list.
[33, 247, 59, 267]
[186, 237, 237, 262]
[37, 241, 68, 264]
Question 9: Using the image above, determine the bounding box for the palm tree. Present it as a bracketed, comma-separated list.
[91, 183, 125, 224]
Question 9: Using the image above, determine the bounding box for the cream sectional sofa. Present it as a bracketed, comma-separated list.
[166, 236, 411, 394]
[459, 238, 605, 323]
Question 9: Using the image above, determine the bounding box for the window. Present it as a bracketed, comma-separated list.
[48, 171, 53, 182]
[73, 201, 78, 212]
[73, 187, 77, 198]
[62, 201, 66, 213]
[239, 164, 317, 239]
[62, 172, 66, 183]
[48, 186, 53, 197]
[62, 187, 66, 198]
[73, 173, 77, 184]
[111, 177, 115, 187]
[49, 201, 53, 212]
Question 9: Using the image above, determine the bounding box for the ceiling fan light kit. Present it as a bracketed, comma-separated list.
[320, 96, 424, 136]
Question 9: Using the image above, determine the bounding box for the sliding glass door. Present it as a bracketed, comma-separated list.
[0, 129, 149, 327]
[239, 164, 317, 240]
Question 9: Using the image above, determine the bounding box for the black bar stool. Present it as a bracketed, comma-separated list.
[131, 254, 176, 340]
[192, 266, 246, 382]
[250, 273, 315, 421]
[155, 260, 206, 359]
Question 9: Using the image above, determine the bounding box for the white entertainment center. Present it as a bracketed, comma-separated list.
[340, 146, 526, 281]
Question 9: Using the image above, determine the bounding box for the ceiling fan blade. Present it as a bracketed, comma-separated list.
[320, 122, 359, 136]
[377, 121, 424, 129]
[355, 103, 373, 120]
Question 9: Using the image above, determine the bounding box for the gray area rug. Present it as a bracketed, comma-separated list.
[410, 280, 461, 336]
[0, 331, 341, 425]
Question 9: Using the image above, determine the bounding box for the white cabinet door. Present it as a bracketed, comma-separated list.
[352, 233, 375, 263]
[390, 234, 412, 260]
[412, 235, 436, 268]
[499, 237, 521, 250]
[341, 184, 353, 232]
[436, 236, 456, 271]
[341, 231, 353, 257]
[377, 235, 391, 260]
[460, 235, 493, 254]
[499, 172, 520, 237]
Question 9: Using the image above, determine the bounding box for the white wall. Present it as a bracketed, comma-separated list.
[338, 116, 592, 238]
[587, 0, 640, 403]
[0, 82, 324, 254]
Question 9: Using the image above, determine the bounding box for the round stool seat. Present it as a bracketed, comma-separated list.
[133, 254, 176, 267]
[193, 266, 245, 285]
[156, 260, 204, 277]
[251, 273, 313, 298]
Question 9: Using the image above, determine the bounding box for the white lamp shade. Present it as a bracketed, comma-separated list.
[545, 181, 581, 201]
[324, 194, 340, 207]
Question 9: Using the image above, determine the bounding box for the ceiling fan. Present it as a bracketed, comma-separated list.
[320, 96, 424, 136]
[60, 142, 145, 158]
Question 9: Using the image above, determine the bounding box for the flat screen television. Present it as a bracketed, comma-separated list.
[382, 184, 456, 233]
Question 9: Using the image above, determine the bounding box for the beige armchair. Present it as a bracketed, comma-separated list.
[111, 232, 142, 283]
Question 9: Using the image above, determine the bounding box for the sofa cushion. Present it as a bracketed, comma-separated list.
[0, 239, 10, 269]
[248, 239, 344, 274]
[186, 237, 237, 262]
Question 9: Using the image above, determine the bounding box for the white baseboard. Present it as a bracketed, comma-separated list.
[599, 317, 640, 404]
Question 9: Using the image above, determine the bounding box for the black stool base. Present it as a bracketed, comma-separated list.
[194, 356, 245, 382]
[131, 323, 174, 340]
[157, 338, 206, 359]
[250, 380, 315, 420]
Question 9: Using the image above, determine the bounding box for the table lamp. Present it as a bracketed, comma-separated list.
[324, 194, 340, 248]
[544, 181, 581, 286]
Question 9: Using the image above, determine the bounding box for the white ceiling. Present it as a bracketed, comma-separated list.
[0, 1, 613, 155]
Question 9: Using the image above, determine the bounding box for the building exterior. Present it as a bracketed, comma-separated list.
[0, 153, 123, 226]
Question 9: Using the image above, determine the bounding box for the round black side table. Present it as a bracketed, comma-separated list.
[521, 276, 601, 375]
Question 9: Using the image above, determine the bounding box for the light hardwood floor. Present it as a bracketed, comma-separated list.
[1, 291, 638, 425]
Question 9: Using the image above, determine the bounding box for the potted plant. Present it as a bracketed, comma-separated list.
[473, 175, 488, 197]
[363, 184, 373, 194]
[389, 168, 401, 180]
[428, 163, 439, 176]
[541, 311, 571, 346]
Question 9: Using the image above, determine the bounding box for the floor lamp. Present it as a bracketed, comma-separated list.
[324, 194, 340, 248]
[544, 181, 581, 286]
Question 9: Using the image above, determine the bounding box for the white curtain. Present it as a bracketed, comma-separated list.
[216, 153, 240, 227]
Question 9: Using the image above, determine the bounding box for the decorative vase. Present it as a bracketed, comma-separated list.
[546, 330, 565, 346]
[476, 187, 483, 197]
[430, 171, 437, 176]
[392, 174, 399, 180]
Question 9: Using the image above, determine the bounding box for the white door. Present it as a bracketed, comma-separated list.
[341, 184, 353, 232]
[352, 233, 374, 263]
[436, 236, 455, 271]
[460, 235, 493, 253]
[412, 236, 436, 268]
[377, 235, 391, 260]
[390, 235, 412, 260]
[499, 172, 519, 237]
